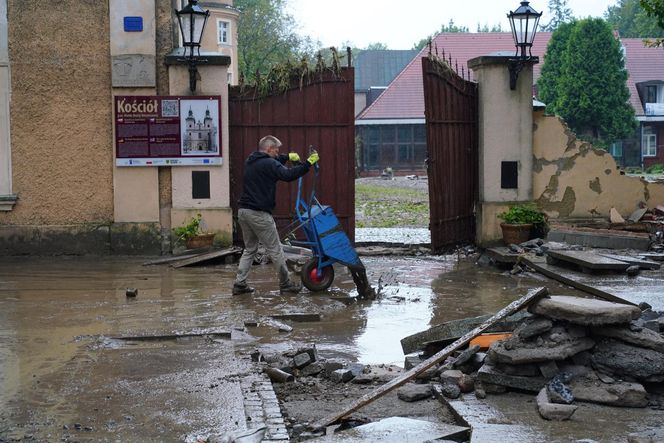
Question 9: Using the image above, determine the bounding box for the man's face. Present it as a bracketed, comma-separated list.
[267, 144, 280, 158]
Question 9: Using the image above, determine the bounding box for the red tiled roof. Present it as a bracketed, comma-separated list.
[621, 38, 664, 116]
[358, 32, 663, 120]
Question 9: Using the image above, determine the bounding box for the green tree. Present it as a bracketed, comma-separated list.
[542, 0, 573, 31]
[642, 0, 664, 27]
[641, 0, 664, 45]
[555, 18, 637, 143]
[235, 0, 315, 83]
[605, 0, 664, 37]
[537, 20, 577, 113]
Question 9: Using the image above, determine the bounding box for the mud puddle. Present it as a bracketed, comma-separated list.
[0, 253, 583, 441]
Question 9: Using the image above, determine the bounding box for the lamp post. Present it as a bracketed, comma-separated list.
[507, 1, 542, 90]
[175, 0, 210, 93]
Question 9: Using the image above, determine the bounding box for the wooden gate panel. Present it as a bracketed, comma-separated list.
[229, 69, 355, 244]
[423, 57, 478, 251]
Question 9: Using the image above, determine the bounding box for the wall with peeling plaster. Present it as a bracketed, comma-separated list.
[533, 111, 664, 219]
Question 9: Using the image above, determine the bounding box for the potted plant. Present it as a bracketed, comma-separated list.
[497, 203, 548, 245]
[174, 213, 215, 249]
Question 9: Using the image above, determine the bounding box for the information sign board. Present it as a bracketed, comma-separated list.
[115, 96, 222, 166]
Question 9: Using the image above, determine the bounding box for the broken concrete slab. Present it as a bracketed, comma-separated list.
[514, 317, 553, 340]
[308, 416, 469, 443]
[628, 207, 649, 222]
[477, 364, 547, 393]
[488, 333, 595, 365]
[521, 256, 636, 306]
[547, 229, 651, 251]
[596, 253, 661, 270]
[396, 383, 432, 402]
[568, 369, 648, 408]
[610, 207, 626, 224]
[591, 338, 664, 382]
[547, 250, 632, 272]
[536, 388, 577, 421]
[529, 295, 641, 326]
[401, 311, 531, 355]
[591, 324, 664, 353]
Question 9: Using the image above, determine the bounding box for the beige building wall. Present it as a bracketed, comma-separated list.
[533, 111, 664, 218]
[1, 0, 113, 226]
[199, 1, 239, 85]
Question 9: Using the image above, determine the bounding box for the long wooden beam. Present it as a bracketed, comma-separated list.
[312, 287, 549, 430]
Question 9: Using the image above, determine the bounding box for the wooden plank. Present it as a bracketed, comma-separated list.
[142, 251, 207, 266]
[547, 250, 631, 271]
[170, 247, 242, 268]
[522, 256, 635, 306]
[597, 253, 661, 270]
[312, 287, 549, 430]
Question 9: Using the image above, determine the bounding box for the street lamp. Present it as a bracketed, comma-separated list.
[507, 1, 542, 90]
[175, 0, 210, 93]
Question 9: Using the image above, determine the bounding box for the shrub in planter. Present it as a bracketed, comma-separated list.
[497, 203, 548, 244]
[174, 213, 215, 249]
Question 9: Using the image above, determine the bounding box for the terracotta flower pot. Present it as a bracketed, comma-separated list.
[500, 223, 532, 245]
[185, 233, 215, 249]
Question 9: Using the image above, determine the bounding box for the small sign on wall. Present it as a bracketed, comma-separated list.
[115, 96, 222, 167]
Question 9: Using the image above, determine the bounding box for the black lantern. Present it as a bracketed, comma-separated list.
[175, 0, 210, 93]
[507, 1, 542, 90]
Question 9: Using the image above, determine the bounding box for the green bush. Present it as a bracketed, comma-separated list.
[498, 203, 547, 225]
[646, 163, 664, 174]
[174, 213, 204, 242]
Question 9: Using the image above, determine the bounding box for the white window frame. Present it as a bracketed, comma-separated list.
[609, 141, 623, 158]
[0, 0, 15, 211]
[217, 19, 230, 46]
[642, 126, 657, 157]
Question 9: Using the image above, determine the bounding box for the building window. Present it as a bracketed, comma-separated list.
[227, 72, 233, 84]
[643, 126, 657, 157]
[609, 141, 623, 158]
[646, 85, 657, 104]
[217, 20, 230, 45]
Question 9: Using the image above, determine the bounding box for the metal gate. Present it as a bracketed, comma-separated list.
[422, 55, 478, 251]
[228, 67, 356, 244]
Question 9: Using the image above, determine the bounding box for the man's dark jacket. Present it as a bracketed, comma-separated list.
[238, 152, 310, 213]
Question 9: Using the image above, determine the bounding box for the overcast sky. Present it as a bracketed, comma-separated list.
[287, 0, 618, 49]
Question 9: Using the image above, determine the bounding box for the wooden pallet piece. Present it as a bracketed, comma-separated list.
[170, 246, 242, 268]
[312, 287, 549, 430]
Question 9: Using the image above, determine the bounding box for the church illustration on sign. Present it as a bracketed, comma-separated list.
[181, 105, 219, 155]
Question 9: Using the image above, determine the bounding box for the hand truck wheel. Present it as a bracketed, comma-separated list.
[301, 257, 335, 291]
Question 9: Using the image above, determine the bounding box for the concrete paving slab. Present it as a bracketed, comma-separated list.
[596, 253, 661, 270]
[547, 250, 632, 271]
[547, 229, 651, 250]
[308, 417, 469, 442]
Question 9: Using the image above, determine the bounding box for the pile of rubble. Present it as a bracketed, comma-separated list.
[404, 295, 664, 422]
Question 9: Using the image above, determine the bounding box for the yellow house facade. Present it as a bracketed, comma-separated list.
[0, 0, 239, 254]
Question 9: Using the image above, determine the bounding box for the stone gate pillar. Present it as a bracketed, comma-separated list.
[468, 54, 538, 246]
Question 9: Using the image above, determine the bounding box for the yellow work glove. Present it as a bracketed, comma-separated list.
[307, 151, 320, 165]
[288, 152, 300, 162]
